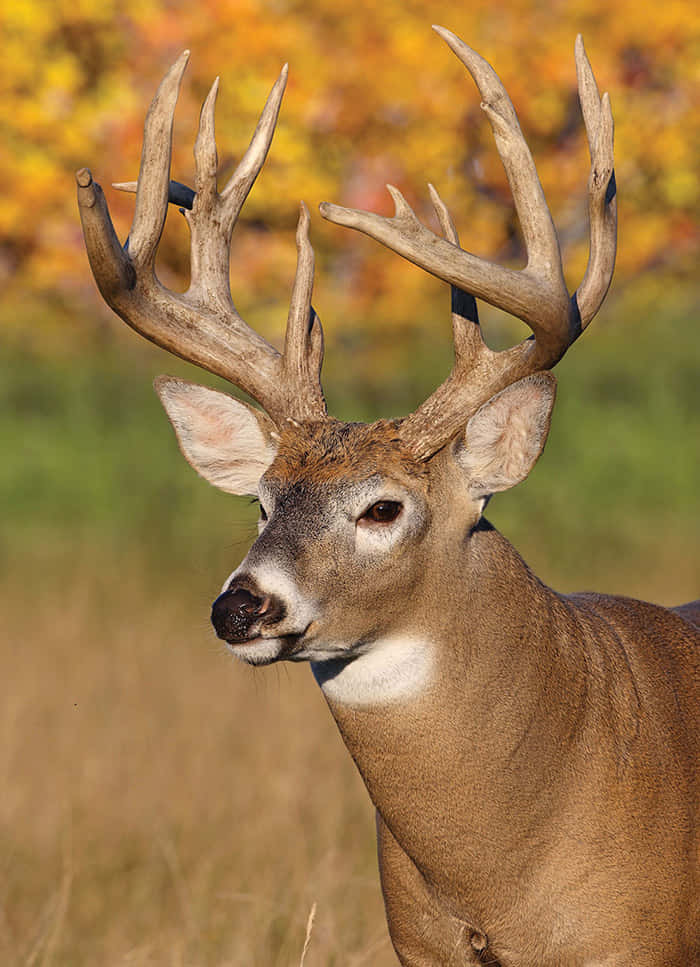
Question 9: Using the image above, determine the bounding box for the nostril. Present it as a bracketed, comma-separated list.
[210, 582, 286, 642]
[228, 587, 266, 617]
[257, 595, 272, 617]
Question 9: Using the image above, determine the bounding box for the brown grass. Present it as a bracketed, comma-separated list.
[3, 524, 696, 965]
[0, 551, 395, 966]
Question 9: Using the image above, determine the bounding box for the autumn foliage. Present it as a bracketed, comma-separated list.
[1, 0, 697, 340]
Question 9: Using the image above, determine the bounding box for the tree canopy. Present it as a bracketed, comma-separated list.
[2, 0, 697, 342]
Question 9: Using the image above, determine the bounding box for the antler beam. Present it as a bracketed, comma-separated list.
[320, 27, 616, 460]
[77, 53, 326, 426]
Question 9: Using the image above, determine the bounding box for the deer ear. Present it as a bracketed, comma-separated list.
[454, 373, 556, 498]
[155, 376, 278, 496]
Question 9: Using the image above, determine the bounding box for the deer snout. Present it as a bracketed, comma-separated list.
[211, 580, 285, 643]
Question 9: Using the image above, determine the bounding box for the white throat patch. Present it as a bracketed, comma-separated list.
[311, 636, 434, 707]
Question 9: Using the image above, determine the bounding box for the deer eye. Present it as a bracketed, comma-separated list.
[360, 500, 403, 524]
[259, 505, 268, 522]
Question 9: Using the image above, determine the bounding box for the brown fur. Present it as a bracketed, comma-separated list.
[253, 424, 699, 966]
[268, 419, 428, 485]
[326, 521, 699, 966]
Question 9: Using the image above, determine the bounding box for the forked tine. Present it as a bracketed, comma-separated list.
[319, 185, 555, 336]
[79, 33, 615, 459]
[185, 64, 288, 307]
[77, 54, 327, 427]
[320, 27, 616, 460]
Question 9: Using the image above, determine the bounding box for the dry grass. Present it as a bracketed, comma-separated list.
[0, 552, 395, 966]
[3, 527, 697, 965]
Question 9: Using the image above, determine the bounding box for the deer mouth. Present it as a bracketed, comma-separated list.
[223, 628, 310, 664]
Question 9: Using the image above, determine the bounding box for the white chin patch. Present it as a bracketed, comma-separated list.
[226, 638, 285, 666]
[311, 636, 433, 707]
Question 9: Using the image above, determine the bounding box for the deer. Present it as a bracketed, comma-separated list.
[76, 25, 699, 966]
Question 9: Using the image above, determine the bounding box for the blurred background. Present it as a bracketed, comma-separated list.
[1, 0, 698, 963]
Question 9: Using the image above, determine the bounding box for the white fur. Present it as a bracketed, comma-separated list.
[311, 636, 434, 707]
[225, 637, 288, 666]
[355, 514, 405, 553]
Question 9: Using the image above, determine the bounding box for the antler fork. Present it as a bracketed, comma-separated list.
[78, 31, 615, 461]
[320, 28, 616, 460]
[77, 52, 326, 427]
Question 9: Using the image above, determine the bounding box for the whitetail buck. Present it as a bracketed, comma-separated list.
[77, 26, 698, 966]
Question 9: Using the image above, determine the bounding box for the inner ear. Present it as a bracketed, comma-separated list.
[155, 376, 278, 496]
[454, 373, 557, 498]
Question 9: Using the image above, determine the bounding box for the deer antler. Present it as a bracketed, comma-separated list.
[320, 28, 616, 460]
[77, 52, 326, 426]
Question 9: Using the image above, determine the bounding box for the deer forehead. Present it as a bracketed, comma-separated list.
[265, 418, 429, 489]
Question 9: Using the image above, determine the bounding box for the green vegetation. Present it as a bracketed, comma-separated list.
[3, 280, 698, 600]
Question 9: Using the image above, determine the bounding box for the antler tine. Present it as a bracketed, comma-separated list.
[320, 28, 572, 352]
[182, 60, 326, 421]
[219, 65, 289, 231]
[435, 27, 574, 357]
[388, 182, 505, 461]
[193, 74, 220, 201]
[321, 28, 616, 460]
[78, 55, 327, 427]
[77, 166, 136, 296]
[282, 202, 326, 418]
[185, 74, 226, 303]
[78, 54, 192, 299]
[436, 29, 565, 285]
[427, 182, 485, 370]
[127, 51, 191, 269]
[574, 35, 617, 329]
[186, 65, 290, 316]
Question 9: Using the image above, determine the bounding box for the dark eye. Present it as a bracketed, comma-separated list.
[259, 505, 268, 522]
[361, 501, 402, 524]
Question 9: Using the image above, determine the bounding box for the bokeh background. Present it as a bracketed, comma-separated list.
[1, 1, 698, 964]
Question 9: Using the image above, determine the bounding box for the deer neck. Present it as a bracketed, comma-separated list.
[312, 519, 588, 912]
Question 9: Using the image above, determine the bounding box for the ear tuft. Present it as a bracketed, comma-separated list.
[155, 376, 277, 495]
[455, 373, 556, 498]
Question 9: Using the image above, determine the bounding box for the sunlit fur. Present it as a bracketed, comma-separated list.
[160, 385, 699, 966]
[267, 418, 428, 486]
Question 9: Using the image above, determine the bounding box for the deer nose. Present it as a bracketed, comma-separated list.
[211, 581, 284, 642]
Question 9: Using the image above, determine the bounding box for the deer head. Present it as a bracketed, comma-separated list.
[77, 27, 616, 672]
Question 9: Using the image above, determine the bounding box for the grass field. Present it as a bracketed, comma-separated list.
[1, 281, 698, 964]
